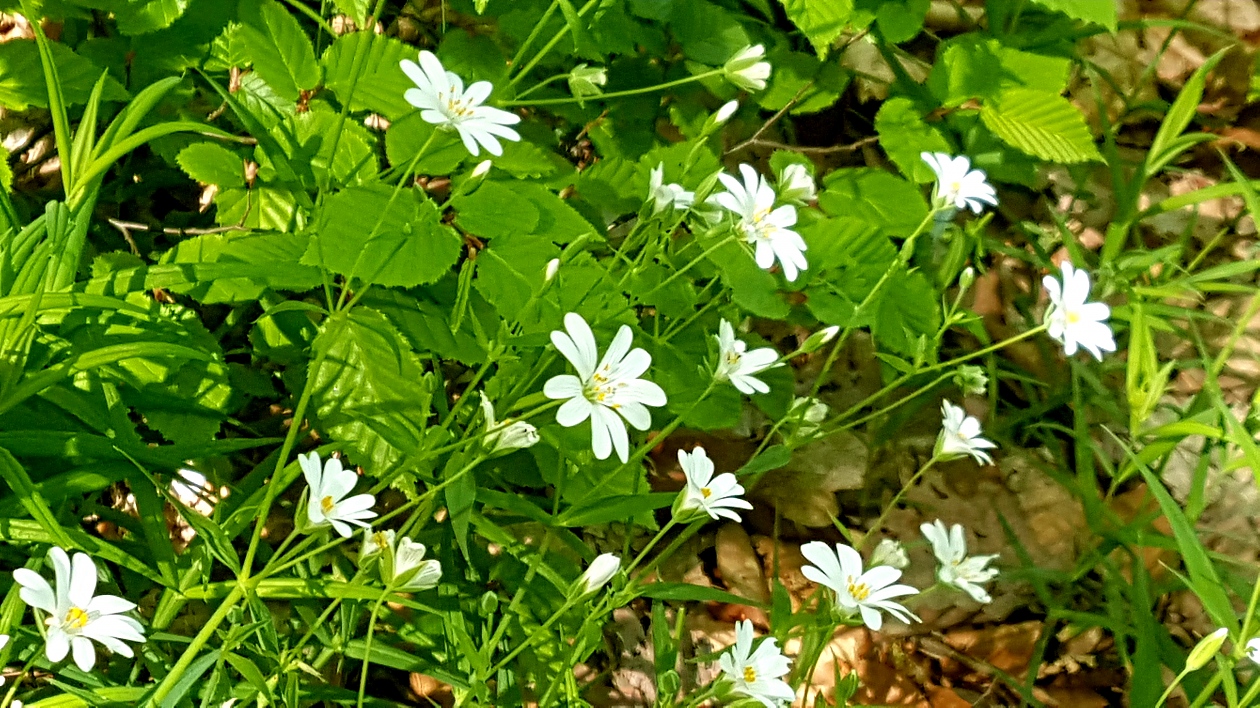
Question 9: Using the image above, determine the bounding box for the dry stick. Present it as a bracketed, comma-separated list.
[725, 81, 815, 156]
[743, 136, 880, 155]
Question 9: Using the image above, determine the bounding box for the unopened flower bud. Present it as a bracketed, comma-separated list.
[471, 160, 492, 179]
[544, 258, 560, 283]
[391, 537, 442, 591]
[958, 266, 976, 292]
[953, 365, 987, 396]
[723, 45, 771, 92]
[800, 325, 840, 353]
[870, 538, 910, 570]
[1186, 628, 1228, 671]
[577, 553, 620, 595]
[715, 100, 738, 124]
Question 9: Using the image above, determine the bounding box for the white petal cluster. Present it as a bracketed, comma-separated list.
[718, 619, 795, 707]
[676, 446, 752, 522]
[920, 152, 997, 213]
[935, 400, 996, 465]
[1043, 262, 1115, 360]
[480, 396, 539, 455]
[544, 313, 667, 463]
[869, 539, 910, 570]
[920, 520, 999, 603]
[800, 542, 918, 631]
[777, 163, 815, 203]
[300, 452, 378, 538]
[13, 547, 146, 672]
[359, 530, 442, 591]
[711, 164, 808, 281]
[723, 45, 772, 92]
[647, 163, 695, 214]
[713, 319, 779, 395]
[401, 50, 521, 157]
[579, 553, 620, 595]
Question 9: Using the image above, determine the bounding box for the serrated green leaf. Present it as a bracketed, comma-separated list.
[384, 112, 467, 175]
[870, 0, 928, 43]
[817, 168, 928, 236]
[777, 0, 853, 58]
[213, 186, 303, 231]
[260, 103, 378, 187]
[206, 21, 249, 71]
[304, 184, 461, 288]
[1029, 0, 1116, 30]
[671, 0, 751, 65]
[928, 37, 1071, 106]
[160, 231, 322, 302]
[874, 97, 951, 183]
[980, 88, 1102, 164]
[332, 0, 369, 24]
[871, 269, 939, 357]
[239, 0, 319, 102]
[711, 239, 790, 318]
[112, 0, 191, 35]
[452, 181, 540, 238]
[322, 31, 415, 120]
[176, 142, 245, 187]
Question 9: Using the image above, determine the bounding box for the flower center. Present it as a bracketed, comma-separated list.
[724, 351, 742, 366]
[947, 180, 962, 196]
[1066, 309, 1081, 324]
[64, 606, 90, 630]
[701, 487, 712, 499]
[743, 666, 757, 683]
[847, 577, 871, 601]
[372, 531, 390, 550]
[321, 495, 336, 513]
[584, 370, 623, 409]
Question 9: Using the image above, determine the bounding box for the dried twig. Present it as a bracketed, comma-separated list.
[726, 82, 816, 156]
[107, 218, 249, 256]
[739, 135, 879, 155]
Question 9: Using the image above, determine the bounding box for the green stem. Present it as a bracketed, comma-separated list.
[859, 455, 940, 551]
[630, 522, 703, 583]
[515, 72, 571, 100]
[147, 585, 247, 706]
[508, 0, 598, 87]
[487, 597, 578, 674]
[637, 233, 737, 301]
[356, 591, 390, 708]
[625, 518, 678, 575]
[1155, 667, 1191, 707]
[500, 69, 724, 106]
[507, 0, 560, 83]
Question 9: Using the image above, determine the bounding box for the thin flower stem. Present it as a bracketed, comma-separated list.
[147, 584, 247, 706]
[507, 0, 559, 77]
[630, 521, 704, 582]
[638, 233, 738, 301]
[859, 455, 941, 551]
[500, 69, 725, 106]
[1235, 672, 1260, 708]
[487, 597, 579, 674]
[515, 72, 571, 100]
[625, 517, 679, 574]
[1155, 667, 1191, 708]
[356, 591, 390, 708]
[0, 651, 39, 707]
[507, 0, 598, 87]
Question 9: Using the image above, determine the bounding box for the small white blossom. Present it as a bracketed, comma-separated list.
[471, 160, 492, 178]
[579, 553, 620, 594]
[714, 100, 739, 124]
[676, 446, 752, 522]
[920, 520, 999, 603]
[1043, 262, 1115, 361]
[544, 258, 560, 283]
[711, 164, 808, 281]
[480, 396, 539, 454]
[647, 163, 695, 214]
[300, 451, 378, 538]
[788, 396, 829, 439]
[401, 50, 521, 157]
[723, 45, 772, 92]
[920, 152, 997, 213]
[544, 313, 667, 463]
[360, 528, 396, 563]
[13, 547, 146, 671]
[777, 163, 815, 203]
[713, 319, 779, 395]
[718, 619, 795, 707]
[935, 400, 996, 465]
[869, 539, 910, 571]
[391, 538, 442, 591]
[800, 541, 918, 631]
[1246, 638, 1260, 665]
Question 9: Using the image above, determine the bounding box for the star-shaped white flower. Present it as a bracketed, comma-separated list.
[800, 541, 918, 631]
[935, 400, 996, 465]
[723, 45, 772, 92]
[401, 50, 521, 157]
[360, 528, 396, 564]
[1042, 262, 1115, 360]
[391, 538, 442, 592]
[676, 446, 752, 522]
[920, 152, 997, 213]
[544, 313, 667, 463]
[920, 520, 999, 603]
[713, 319, 779, 395]
[13, 547, 146, 672]
[777, 163, 815, 203]
[300, 451, 378, 538]
[1246, 638, 1260, 665]
[647, 163, 695, 214]
[718, 619, 795, 707]
[481, 396, 539, 454]
[710, 164, 808, 281]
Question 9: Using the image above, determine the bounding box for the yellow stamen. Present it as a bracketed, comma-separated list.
[701, 487, 712, 498]
[321, 495, 336, 513]
[743, 666, 757, 683]
[64, 606, 90, 630]
[372, 531, 390, 550]
[847, 577, 871, 601]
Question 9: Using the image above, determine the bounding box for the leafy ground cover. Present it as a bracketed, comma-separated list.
[0, 0, 1259, 705]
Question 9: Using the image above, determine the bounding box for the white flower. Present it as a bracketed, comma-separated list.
[869, 539, 910, 570]
[788, 396, 829, 439]
[13, 547, 146, 672]
[360, 528, 396, 563]
[800, 542, 918, 631]
[471, 159, 493, 178]
[799, 324, 839, 353]
[935, 400, 996, 465]
[300, 451, 377, 538]
[391, 538, 442, 591]
[647, 163, 695, 214]
[1246, 638, 1260, 665]
[578, 553, 620, 594]
[543, 313, 667, 463]
[777, 163, 815, 203]
[1042, 262, 1115, 361]
[920, 152, 997, 213]
[718, 619, 795, 707]
[676, 447, 752, 522]
[480, 396, 539, 454]
[723, 45, 772, 92]
[401, 50, 521, 157]
[920, 520, 999, 603]
[711, 164, 807, 281]
[713, 319, 779, 395]
[715, 100, 739, 124]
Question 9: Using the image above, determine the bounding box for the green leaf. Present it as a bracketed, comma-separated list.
[452, 181, 540, 238]
[928, 37, 1071, 106]
[321, 31, 416, 120]
[1029, 0, 1117, 30]
[817, 168, 928, 236]
[636, 582, 767, 606]
[757, 47, 851, 115]
[213, 186, 303, 231]
[384, 112, 467, 176]
[0, 40, 128, 110]
[176, 142, 245, 187]
[979, 88, 1102, 164]
[239, 0, 320, 102]
[558, 493, 674, 526]
[303, 184, 462, 288]
[261, 103, 379, 187]
[157, 231, 322, 303]
[871, 269, 939, 357]
[874, 97, 951, 183]
[710, 239, 789, 319]
[112, 0, 191, 35]
[0, 446, 75, 548]
[777, 0, 853, 58]
[1147, 50, 1227, 176]
[670, 0, 751, 65]
[331, 0, 369, 24]
[870, 0, 928, 43]
[310, 308, 436, 474]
